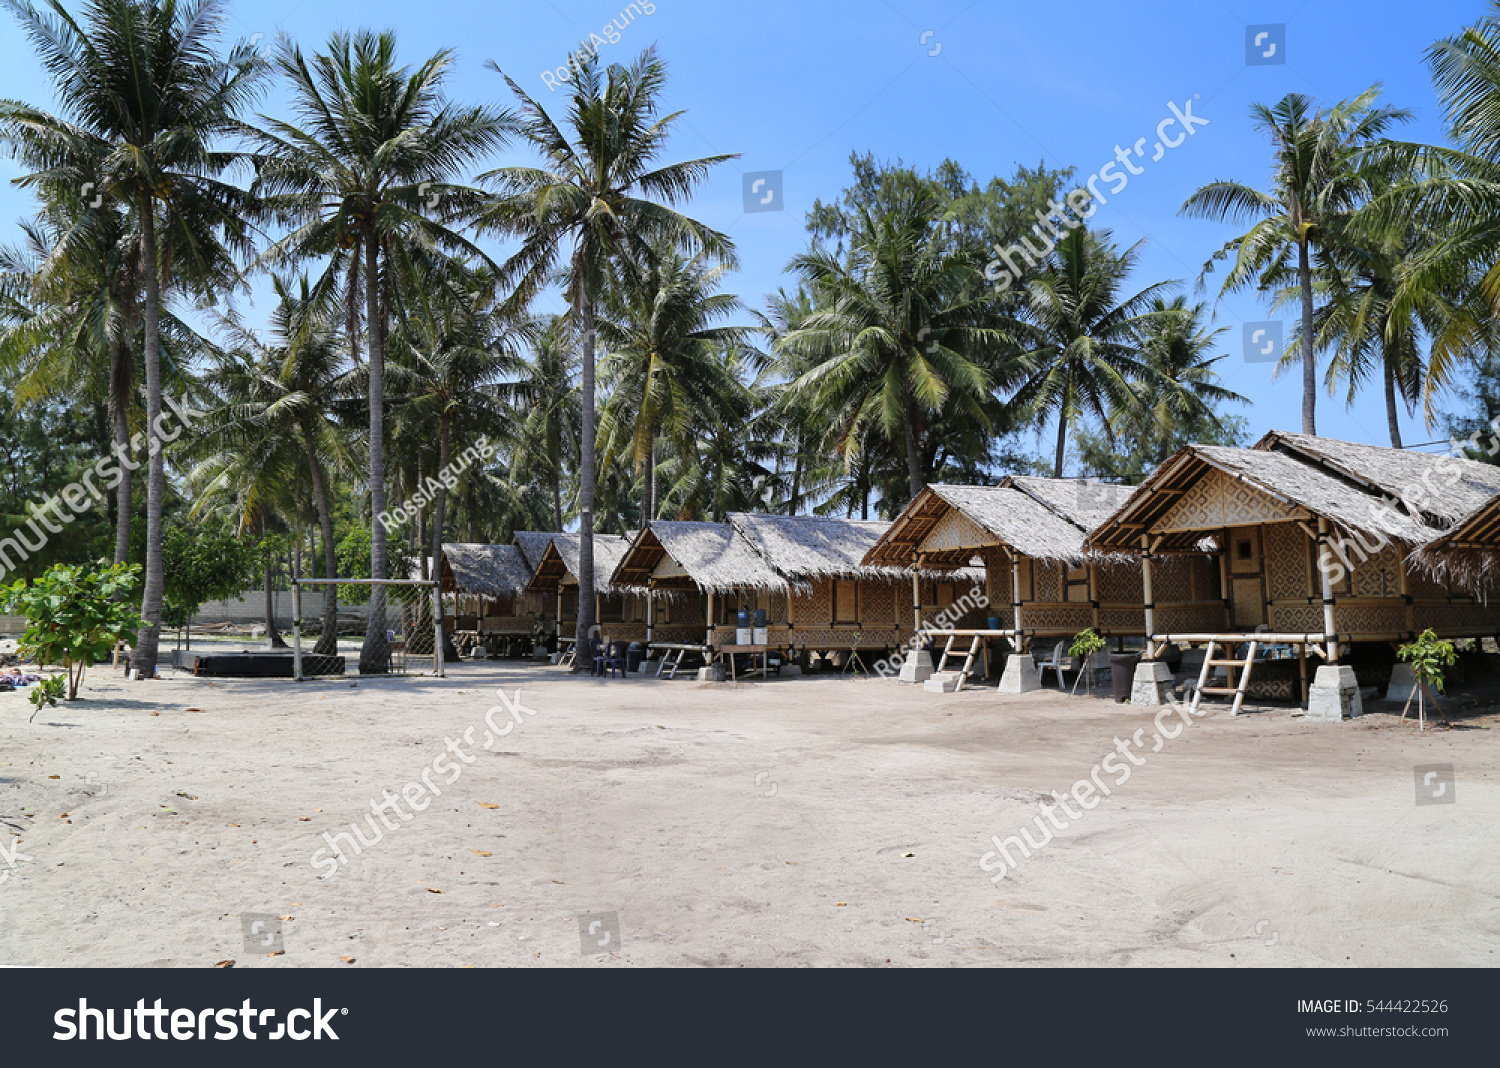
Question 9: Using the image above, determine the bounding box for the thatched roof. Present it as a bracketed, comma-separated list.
[612, 520, 787, 594]
[1259, 431, 1500, 526]
[1089, 437, 1458, 553]
[513, 531, 562, 575]
[1415, 493, 1500, 588]
[1002, 475, 1137, 530]
[440, 543, 532, 597]
[526, 532, 632, 595]
[863, 482, 1106, 568]
[729, 512, 910, 582]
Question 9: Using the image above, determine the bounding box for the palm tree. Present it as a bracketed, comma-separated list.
[215, 276, 352, 653]
[1006, 227, 1176, 478]
[388, 265, 521, 578]
[1180, 88, 1411, 436]
[249, 29, 514, 673]
[503, 315, 579, 532]
[0, 0, 264, 676]
[598, 244, 749, 520]
[781, 188, 1001, 503]
[1130, 296, 1247, 465]
[0, 206, 138, 564]
[478, 46, 735, 661]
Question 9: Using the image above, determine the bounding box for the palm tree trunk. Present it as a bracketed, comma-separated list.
[574, 267, 598, 671]
[1298, 238, 1317, 436]
[429, 417, 450, 594]
[1383, 350, 1403, 448]
[1053, 404, 1069, 479]
[360, 238, 389, 674]
[551, 459, 564, 532]
[131, 197, 164, 678]
[642, 429, 656, 522]
[109, 336, 133, 567]
[903, 400, 924, 503]
[417, 495, 429, 581]
[304, 424, 340, 656]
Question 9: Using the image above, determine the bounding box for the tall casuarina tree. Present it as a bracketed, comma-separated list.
[478, 46, 735, 665]
[248, 31, 514, 673]
[1180, 88, 1410, 436]
[0, 0, 264, 677]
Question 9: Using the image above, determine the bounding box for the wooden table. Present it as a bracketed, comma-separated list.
[651, 642, 711, 679]
[714, 644, 783, 681]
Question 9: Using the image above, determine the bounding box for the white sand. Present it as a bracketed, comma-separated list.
[0, 660, 1496, 967]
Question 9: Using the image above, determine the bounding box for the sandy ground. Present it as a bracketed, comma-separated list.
[0, 656, 1497, 968]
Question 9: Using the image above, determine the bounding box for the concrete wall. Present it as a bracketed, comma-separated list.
[194, 591, 373, 628]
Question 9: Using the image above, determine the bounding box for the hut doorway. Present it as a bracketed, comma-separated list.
[1227, 525, 1266, 628]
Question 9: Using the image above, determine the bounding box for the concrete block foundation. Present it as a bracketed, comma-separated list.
[997, 652, 1040, 694]
[1130, 661, 1175, 707]
[1306, 664, 1363, 722]
[899, 649, 935, 684]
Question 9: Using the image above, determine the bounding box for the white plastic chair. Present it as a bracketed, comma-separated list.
[1036, 641, 1068, 690]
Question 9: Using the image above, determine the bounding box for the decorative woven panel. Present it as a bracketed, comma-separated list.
[920, 507, 999, 553]
[1018, 558, 1033, 601]
[1407, 569, 1448, 600]
[1350, 542, 1402, 599]
[1097, 561, 1143, 603]
[1033, 561, 1062, 603]
[1231, 577, 1265, 627]
[1271, 604, 1322, 633]
[1019, 604, 1092, 631]
[807, 579, 833, 625]
[979, 548, 1008, 604]
[1158, 466, 1301, 530]
[1334, 603, 1409, 636]
[768, 590, 788, 624]
[651, 625, 708, 643]
[1154, 605, 1228, 632]
[1100, 607, 1146, 631]
[1414, 603, 1500, 632]
[1152, 557, 1193, 604]
[603, 623, 648, 642]
[863, 580, 896, 627]
[1264, 523, 1308, 600]
[790, 627, 902, 649]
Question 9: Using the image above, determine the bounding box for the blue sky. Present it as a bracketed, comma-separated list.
[0, 0, 1489, 466]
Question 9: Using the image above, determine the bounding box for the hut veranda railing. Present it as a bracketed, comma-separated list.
[289, 577, 444, 680]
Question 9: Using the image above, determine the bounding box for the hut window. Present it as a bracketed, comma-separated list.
[936, 582, 954, 607]
[1236, 539, 1253, 561]
[834, 580, 859, 624]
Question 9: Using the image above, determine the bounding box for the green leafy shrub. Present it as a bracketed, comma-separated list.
[1398, 628, 1458, 694]
[1, 562, 145, 698]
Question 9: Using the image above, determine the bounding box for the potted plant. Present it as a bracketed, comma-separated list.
[1397, 628, 1457, 730]
[1069, 627, 1108, 696]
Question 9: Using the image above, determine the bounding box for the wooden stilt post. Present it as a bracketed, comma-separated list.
[1141, 535, 1156, 659]
[1011, 554, 1024, 651]
[1317, 517, 1338, 661]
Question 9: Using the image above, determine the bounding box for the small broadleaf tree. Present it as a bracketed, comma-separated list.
[2, 562, 146, 698]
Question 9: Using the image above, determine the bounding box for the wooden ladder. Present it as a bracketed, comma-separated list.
[1188, 639, 1259, 717]
[934, 634, 982, 692]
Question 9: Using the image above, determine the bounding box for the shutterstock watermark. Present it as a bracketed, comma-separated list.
[984, 96, 1209, 291]
[0, 835, 31, 887]
[376, 436, 495, 533]
[873, 584, 989, 677]
[978, 698, 1207, 881]
[540, 2, 657, 91]
[0, 392, 204, 582]
[309, 686, 540, 879]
